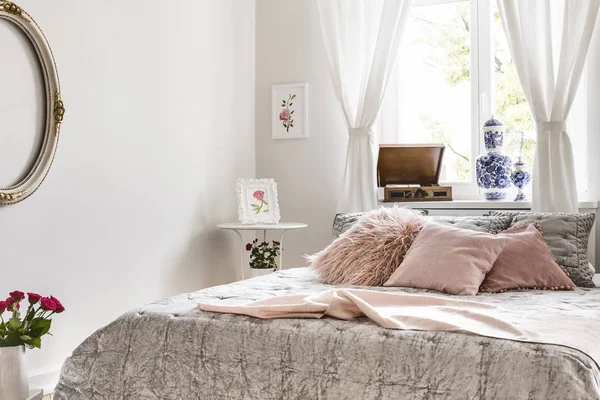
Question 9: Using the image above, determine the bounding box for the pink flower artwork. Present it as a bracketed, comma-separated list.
[279, 93, 296, 132]
[250, 189, 269, 215]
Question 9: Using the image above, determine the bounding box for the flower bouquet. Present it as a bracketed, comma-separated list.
[246, 239, 281, 276]
[0, 291, 65, 398]
[0, 291, 65, 349]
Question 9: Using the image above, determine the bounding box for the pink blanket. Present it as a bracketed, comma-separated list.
[198, 289, 600, 367]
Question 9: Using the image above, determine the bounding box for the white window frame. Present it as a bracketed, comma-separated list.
[403, 0, 588, 200]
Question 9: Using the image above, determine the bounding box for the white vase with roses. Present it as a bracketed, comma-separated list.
[0, 291, 65, 399]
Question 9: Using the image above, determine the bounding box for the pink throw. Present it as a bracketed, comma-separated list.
[198, 289, 600, 367]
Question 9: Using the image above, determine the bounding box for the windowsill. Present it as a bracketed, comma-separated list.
[379, 200, 599, 210]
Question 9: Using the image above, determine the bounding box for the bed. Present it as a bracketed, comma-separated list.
[54, 268, 600, 400]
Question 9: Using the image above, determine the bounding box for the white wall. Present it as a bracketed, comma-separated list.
[256, 0, 600, 272]
[256, 0, 347, 267]
[0, 0, 255, 390]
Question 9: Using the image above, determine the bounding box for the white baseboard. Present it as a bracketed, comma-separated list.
[29, 364, 62, 394]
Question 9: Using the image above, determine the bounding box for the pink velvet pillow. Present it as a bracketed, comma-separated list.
[306, 207, 424, 286]
[480, 223, 576, 293]
[384, 222, 507, 295]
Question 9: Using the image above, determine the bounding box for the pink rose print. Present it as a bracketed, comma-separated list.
[253, 190, 265, 201]
[250, 189, 269, 215]
[279, 109, 290, 121]
[279, 93, 296, 132]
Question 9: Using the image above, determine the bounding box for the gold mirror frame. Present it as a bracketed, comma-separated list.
[0, 1, 64, 206]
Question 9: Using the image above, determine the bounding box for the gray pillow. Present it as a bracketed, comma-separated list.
[427, 215, 512, 233]
[332, 212, 365, 238]
[490, 211, 596, 287]
[332, 212, 509, 238]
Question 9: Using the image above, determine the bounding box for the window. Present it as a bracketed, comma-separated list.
[379, 0, 587, 197]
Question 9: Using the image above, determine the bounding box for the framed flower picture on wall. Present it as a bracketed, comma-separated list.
[236, 178, 281, 224]
[271, 83, 308, 139]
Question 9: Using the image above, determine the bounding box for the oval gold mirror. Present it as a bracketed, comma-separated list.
[0, 2, 64, 206]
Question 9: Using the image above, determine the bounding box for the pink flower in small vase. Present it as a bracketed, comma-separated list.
[279, 109, 290, 121]
[253, 190, 265, 201]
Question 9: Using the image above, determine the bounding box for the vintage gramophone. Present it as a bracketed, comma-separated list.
[377, 144, 453, 202]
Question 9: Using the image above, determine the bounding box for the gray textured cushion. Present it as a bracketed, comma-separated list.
[332, 210, 430, 238]
[332, 212, 365, 238]
[427, 215, 512, 233]
[332, 212, 509, 238]
[490, 211, 596, 288]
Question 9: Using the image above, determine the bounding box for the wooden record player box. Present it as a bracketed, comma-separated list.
[377, 144, 453, 202]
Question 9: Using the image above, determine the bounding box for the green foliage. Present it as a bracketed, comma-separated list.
[411, 5, 536, 178]
[421, 114, 471, 180]
[247, 240, 281, 269]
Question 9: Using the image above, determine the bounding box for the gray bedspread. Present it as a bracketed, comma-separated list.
[54, 268, 600, 400]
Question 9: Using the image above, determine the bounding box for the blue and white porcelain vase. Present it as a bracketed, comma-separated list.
[510, 157, 531, 201]
[476, 116, 513, 200]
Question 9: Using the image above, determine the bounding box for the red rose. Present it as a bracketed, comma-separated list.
[273, 241, 280, 246]
[27, 292, 41, 304]
[9, 291, 25, 301]
[6, 297, 19, 312]
[0, 301, 7, 313]
[40, 297, 57, 311]
[51, 296, 65, 313]
[253, 190, 265, 201]
[261, 242, 269, 247]
[246, 243, 253, 251]
[279, 109, 290, 121]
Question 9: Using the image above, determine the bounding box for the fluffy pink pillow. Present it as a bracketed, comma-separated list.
[306, 207, 424, 286]
[384, 222, 507, 295]
[480, 223, 576, 293]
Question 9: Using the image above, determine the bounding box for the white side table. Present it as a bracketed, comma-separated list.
[218, 223, 307, 279]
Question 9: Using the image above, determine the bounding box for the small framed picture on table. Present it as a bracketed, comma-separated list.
[272, 83, 308, 139]
[236, 178, 281, 224]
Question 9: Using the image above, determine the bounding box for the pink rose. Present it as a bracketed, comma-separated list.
[40, 297, 57, 311]
[6, 297, 19, 311]
[9, 290, 25, 301]
[279, 109, 290, 121]
[253, 190, 265, 201]
[291, 94, 297, 100]
[51, 296, 65, 313]
[27, 292, 41, 304]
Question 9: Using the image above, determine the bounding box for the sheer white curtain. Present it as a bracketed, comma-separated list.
[497, 0, 600, 213]
[317, 0, 412, 213]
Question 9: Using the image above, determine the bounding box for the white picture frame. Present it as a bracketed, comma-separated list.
[236, 178, 281, 224]
[271, 83, 308, 139]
